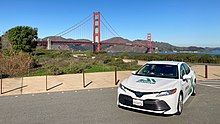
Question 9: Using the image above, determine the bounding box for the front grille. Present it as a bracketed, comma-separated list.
[119, 94, 170, 111]
[124, 86, 159, 98]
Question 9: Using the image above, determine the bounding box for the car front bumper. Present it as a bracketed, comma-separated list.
[119, 94, 171, 112]
[117, 87, 179, 114]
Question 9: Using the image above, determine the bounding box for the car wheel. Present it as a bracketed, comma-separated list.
[176, 94, 183, 115]
[191, 79, 196, 96]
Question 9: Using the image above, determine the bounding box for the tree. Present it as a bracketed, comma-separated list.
[5, 26, 38, 52]
[0, 36, 2, 50]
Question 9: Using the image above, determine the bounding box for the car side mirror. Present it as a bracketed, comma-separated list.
[183, 75, 191, 81]
[131, 71, 137, 75]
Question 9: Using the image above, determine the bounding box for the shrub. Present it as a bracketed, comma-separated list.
[0, 51, 32, 77]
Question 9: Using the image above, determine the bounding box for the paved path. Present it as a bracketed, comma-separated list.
[0, 81, 220, 124]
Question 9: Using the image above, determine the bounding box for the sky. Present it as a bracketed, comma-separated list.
[1, 0, 220, 47]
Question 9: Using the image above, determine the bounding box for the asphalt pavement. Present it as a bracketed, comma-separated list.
[0, 81, 220, 124]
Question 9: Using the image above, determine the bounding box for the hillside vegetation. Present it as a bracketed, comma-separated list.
[116, 52, 220, 64]
[42, 36, 217, 53]
[28, 50, 220, 77]
[27, 49, 140, 76]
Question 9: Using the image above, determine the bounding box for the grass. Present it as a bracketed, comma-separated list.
[85, 65, 115, 73]
[29, 68, 48, 76]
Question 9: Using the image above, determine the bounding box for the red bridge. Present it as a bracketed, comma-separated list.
[37, 12, 153, 53]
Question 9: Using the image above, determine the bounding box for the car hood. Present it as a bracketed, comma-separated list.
[122, 75, 178, 92]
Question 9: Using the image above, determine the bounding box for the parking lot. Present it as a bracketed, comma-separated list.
[0, 80, 219, 124]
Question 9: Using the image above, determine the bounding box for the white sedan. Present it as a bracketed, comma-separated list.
[117, 61, 196, 115]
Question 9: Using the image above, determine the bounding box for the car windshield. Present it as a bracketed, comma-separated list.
[135, 64, 178, 79]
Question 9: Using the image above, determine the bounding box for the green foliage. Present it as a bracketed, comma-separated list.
[5, 26, 38, 52]
[116, 53, 220, 64]
[30, 68, 48, 76]
[85, 65, 114, 73]
[3, 48, 220, 78]
[24, 50, 141, 76]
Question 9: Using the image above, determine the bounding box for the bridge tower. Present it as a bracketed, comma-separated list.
[47, 38, 52, 50]
[93, 12, 101, 52]
[146, 33, 153, 53]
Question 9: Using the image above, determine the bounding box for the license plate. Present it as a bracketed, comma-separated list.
[133, 99, 143, 106]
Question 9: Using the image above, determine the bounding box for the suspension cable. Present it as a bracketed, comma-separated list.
[100, 13, 120, 37]
[59, 16, 92, 37]
[101, 20, 117, 37]
[55, 14, 92, 36]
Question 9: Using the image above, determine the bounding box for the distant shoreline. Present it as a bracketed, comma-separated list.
[159, 50, 220, 55]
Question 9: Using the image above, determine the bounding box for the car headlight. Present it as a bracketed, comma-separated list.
[156, 88, 177, 97]
[119, 83, 126, 92]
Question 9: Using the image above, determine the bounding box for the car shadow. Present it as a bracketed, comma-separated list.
[118, 105, 174, 117]
[184, 95, 196, 107]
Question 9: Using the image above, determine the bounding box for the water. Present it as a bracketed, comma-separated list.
[208, 50, 220, 55]
[160, 50, 220, 55]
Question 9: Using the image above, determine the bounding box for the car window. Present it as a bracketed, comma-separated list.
[183, 63, 190, 74]
[136, 64, 178, 79]
[180, 64, 186, 79]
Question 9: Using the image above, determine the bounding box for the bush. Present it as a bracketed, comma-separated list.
[48, 66, 63, 75]
[0, 51, 32, 77]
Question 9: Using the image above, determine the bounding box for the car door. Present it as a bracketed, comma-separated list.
[180, 64, 191, 100]
[183, 63, 194, 93]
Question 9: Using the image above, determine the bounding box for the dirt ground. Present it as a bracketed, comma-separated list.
[0, 71, 131, 96]
[1, 64, 220, 96]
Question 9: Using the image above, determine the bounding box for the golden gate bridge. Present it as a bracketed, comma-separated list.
[37, 12, 153, 53]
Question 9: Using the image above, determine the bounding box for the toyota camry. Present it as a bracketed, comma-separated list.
[117, 61, 196, 115]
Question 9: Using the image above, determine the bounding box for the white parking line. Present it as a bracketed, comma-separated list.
[198, 83, 220, 89]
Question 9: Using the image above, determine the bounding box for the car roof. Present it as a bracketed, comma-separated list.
[146, 61, 183, 65]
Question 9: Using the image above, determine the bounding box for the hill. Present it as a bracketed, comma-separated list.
[41, 36, 211, 53]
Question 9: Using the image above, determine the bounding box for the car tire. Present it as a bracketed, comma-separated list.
[191, 79, 196, 96]
[176, 94, 183, 115]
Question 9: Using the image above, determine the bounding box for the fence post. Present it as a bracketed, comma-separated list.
[205, 65, 208, 78]
[21, 76, 23, 94]
[115, 67, 117, 85]
[82, 70, 85, 88]
[46, 75, 48, 91]
[0, 70, 2, 94]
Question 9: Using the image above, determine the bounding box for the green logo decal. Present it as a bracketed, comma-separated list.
[136, 78, 156, 84]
